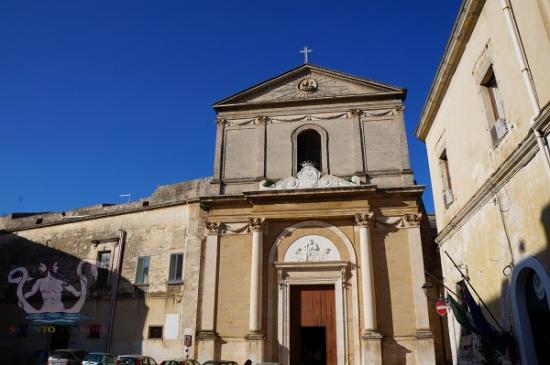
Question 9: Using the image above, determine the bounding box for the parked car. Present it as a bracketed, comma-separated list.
[83, 352, 117, 365]
[160, 359, 201, 365]
[27, 350, 49, 365]
[47, 350, 88, 365]
[117, 355, 158, 365]
[202, 361, 238, 365]
[27, 351, 50, 365]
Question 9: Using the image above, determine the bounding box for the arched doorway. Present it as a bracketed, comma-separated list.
[266, 222, 362, 365]
[512, 257, 550, 364]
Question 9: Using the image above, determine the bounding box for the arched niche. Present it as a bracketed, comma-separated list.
[291, 124, 329, 175]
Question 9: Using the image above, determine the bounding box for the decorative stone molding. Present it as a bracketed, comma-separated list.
[361, 330, 383, 339]
[415, 329, 434, 338]
[260, 162, 360, 190]
[348, 109, 362, 118]
[245, 330, 266, 340]
[205, 221, 221, 235]
[248, 217, 265, 232]
[354, 211, 374, 227]
[215, 117, 227, 126]
[255, 115, 268, 125]
[283, 235, 341, 262]
[197, 330, 220, 340]
[223, 222, 250, 234]
[402, 213, 422, 228]
[297, 77, 318, 95]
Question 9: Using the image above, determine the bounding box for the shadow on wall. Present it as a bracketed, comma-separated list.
[451, 203, 550, 364]
[0, 231, 147, 364]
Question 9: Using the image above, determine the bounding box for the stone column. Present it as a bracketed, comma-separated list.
[197, 222, 222, 363]
[246, 217, 265, 363]
[212, 118, 226, 186]
[349, 109, 366, 175]
[255, 116, 267, 180]
[355, 212, 382, 365]
[403, 213, 436, 365]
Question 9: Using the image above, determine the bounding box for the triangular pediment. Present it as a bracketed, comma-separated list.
[214, 64, 405, 108]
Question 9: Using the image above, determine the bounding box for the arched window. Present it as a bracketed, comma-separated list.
[297, 129, 322, 170]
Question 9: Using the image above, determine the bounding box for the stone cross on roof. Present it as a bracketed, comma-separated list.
[299, 46, 312, 64]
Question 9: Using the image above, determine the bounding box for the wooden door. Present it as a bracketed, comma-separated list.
[290, 285, 337, 365]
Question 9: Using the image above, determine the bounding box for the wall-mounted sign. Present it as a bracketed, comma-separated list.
[436, 299, 447, 317]
[164, 313, 180, 340]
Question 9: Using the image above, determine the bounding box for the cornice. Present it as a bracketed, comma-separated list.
[214, 92, 404, 113]
[415, 0, 486, 141]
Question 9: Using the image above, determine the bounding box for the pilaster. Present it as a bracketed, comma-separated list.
[247, 217, 266, 363]
[355, 212, 383, 365]
[212, 118, 227, 185]
[255, 115, 267, 180]
[403, 213, 436, 365]
[197, 221, 222, 362]
[350, 109, 367, 175]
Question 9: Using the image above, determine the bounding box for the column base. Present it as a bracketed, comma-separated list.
[415, 329, 436, 365]
[197, 330, 220, 363]
[361, 330, 383, 365]
[245, 331, 265, 364]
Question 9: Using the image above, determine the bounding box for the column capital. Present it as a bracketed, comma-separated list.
[402, 213, 422, 228]
[216, 117, 227, 126]
[355, 211, 374, 227]
[348, 108, 362, 118]
[248, 217, 266, 232]
[205, 221, 222, 235]
[255, 115, 269, 125]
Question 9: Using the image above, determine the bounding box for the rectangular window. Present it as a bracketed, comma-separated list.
[439, 150, 454, 208]
[168, 253, 184, 283]
[96, 251, 111, 288]
[135, 256, 150, 285]
[148, 325, 163, 339]
[481, 66, 507, 145]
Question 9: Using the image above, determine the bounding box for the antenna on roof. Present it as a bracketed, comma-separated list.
[120, 193, 131, 204]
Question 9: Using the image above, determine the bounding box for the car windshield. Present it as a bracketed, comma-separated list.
[50, 352, 73, 360]
[74, 351, 88, 360]
[85, 354, 104, 361]
[119, 358, 138, 365]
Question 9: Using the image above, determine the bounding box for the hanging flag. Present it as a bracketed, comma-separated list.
[446, 294, 480, 335]
[462, 283, 508, 355]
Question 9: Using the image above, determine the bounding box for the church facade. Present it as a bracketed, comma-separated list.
[0, 64, 448, 364]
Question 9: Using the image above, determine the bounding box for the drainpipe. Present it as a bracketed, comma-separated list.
[106, 229, 126, 352]
[500, 0, 550, 176]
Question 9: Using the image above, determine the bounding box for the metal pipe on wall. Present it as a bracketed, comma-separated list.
[499, 0, 550, 176]
[106, 229, 126, 352]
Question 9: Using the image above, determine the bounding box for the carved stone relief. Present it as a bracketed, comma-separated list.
[260, 162, 360, 190]
[283, 235, 341, 262]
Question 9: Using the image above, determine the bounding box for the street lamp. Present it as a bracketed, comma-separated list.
[422, 281, 435, 300]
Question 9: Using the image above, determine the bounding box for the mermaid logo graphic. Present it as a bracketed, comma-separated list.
[8, 260, 97, 324]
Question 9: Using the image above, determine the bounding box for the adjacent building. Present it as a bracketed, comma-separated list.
[416, 0, 550, 364]
[1, 64, 448, 364]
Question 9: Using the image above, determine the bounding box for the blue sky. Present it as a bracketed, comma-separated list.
[0, 1, 461, 215]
